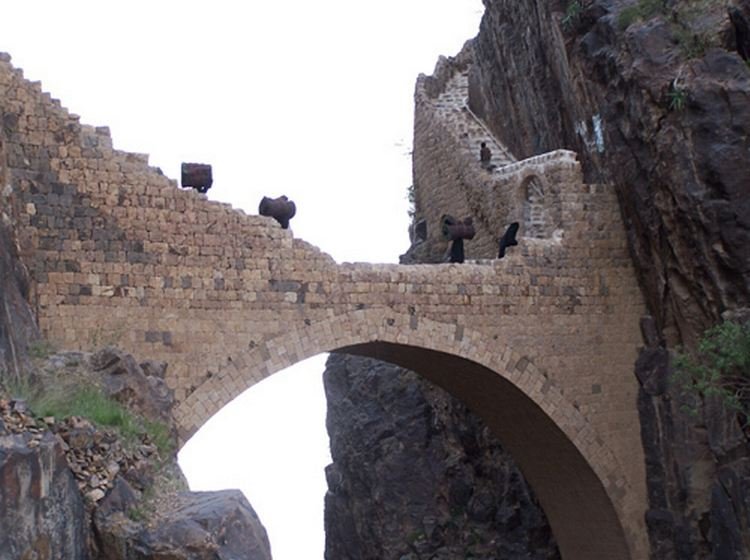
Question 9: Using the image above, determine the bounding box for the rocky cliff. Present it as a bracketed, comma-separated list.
[0, 231, 273, 560]
[0, 220, 39, 379]
[325, 1, 749, 558]
[469, 0, 749, 346]
[323, 354, 558, 559]
[467, 0, 750, 556]
[0, 345, 274, 560]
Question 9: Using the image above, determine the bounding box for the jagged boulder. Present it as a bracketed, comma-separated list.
[92, 474, 274, 560]
[0, 431, 88, 560]
[124, 490, 272, 560]
[90, 347, 174, 425]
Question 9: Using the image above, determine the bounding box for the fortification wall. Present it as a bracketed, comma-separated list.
[0, 51, 651, 555]
[0, 53, 338, 399]
[0, 50, 646, 462]
[412, 52, 583, 262]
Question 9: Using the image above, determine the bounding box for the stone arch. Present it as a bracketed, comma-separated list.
[519, 173, 561, 239]
[175, 308, 638, 559]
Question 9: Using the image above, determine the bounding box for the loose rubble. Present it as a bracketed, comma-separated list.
[0, 397, 159, 507]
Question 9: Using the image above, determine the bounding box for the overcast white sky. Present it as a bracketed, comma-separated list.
[2, 2, 484, 558]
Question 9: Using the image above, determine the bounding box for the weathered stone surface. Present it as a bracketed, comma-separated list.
[324, 353, 558, 559]
[637, 353, 750, 557]
[91, 347, 174, 425]
[470, 0, 750, 346]
[468, 1, 750, 556]
[133, 490, 272, 560]
[0, 432, 88, 560]
[0, 222, 38, 378]
[635, 346, 670, 397]
[92, 476, 146, 559]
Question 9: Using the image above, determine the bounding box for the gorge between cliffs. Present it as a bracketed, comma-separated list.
[1, 0, 750, 559]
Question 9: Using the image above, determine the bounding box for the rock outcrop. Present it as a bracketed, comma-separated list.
[0, 105, 39, 378]
[0, 221, 38, 379]
[635, 315, 750, 558]
[95, 489, 273, 560]
[466, 0, 750, 556]
[138, 491, 272, 560]
[469, 0, 749, 346]
[0, 431, 88, 560]
[90, 347, 174, 426]
[0, 347, 273, 560]
[324, 354, 558, 559]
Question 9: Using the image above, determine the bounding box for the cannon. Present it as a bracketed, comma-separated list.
[181, 163, 213, 193]
[441, 215, 475, 264]
[441, 215, 475, 241]
[259, 195, 296, 229]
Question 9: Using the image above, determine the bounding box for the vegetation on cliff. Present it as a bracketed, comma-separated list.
[674, 318, 750, 429]
[6, 360, 174, 461]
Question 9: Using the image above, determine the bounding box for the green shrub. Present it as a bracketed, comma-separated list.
[406, 184, 416, 219]
[673, 320, 750, 420]
[562, 1, 584, 29]
[143, 418, 176, 458]
[127, 506, 146, 522]
[667, 85, 688, 111]
[617, 0, 667, 30]
[28, 339, 56, 359]
[28, 385, 174, 458]
[35, 386, 126, 427]
[618, 6, 641, 29]
[673, 28, 711, 58]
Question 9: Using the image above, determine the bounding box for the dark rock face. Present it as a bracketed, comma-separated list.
[90, 347, 174, 425]
[635, 314, 750, 557]
[636, 343, 750, 558]
[0, 222, 38, 378]
[108, 490, 273, 560]
[468, 1, 750, 556]
[0, 116, 38, 377]
[470, 0, 750, 346]
[324, 353, 558, 560]
[0, 432, 88, 560]
[94, 486, 273, 559]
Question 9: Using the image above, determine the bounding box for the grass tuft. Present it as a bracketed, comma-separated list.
[13, 382, 174, 459]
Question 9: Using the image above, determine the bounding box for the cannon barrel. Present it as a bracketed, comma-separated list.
[259, 195, 296, 229]
[181, 163, 213, 193]
[441, 215, 475, 241]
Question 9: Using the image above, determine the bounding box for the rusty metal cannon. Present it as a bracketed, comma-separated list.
[441, 215, 475, 263]
[259, 195, 296, 229]
[181, 163, 213, 194]
[441, 215, 475, 241]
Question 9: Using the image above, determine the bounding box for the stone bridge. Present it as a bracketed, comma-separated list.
[1, 53, 649, 558]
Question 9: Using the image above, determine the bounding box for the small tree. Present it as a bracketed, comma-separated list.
[673, 320, 750, 426]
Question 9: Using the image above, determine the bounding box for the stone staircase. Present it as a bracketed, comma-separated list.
[430, 67, 515, 170]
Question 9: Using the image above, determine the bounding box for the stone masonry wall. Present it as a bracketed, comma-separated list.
[1, 51, 649, 556]
[411, 47, 571, 263]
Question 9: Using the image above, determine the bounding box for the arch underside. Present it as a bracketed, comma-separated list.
[176, 310, 638, 559]
[337, 342, 630, 560]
